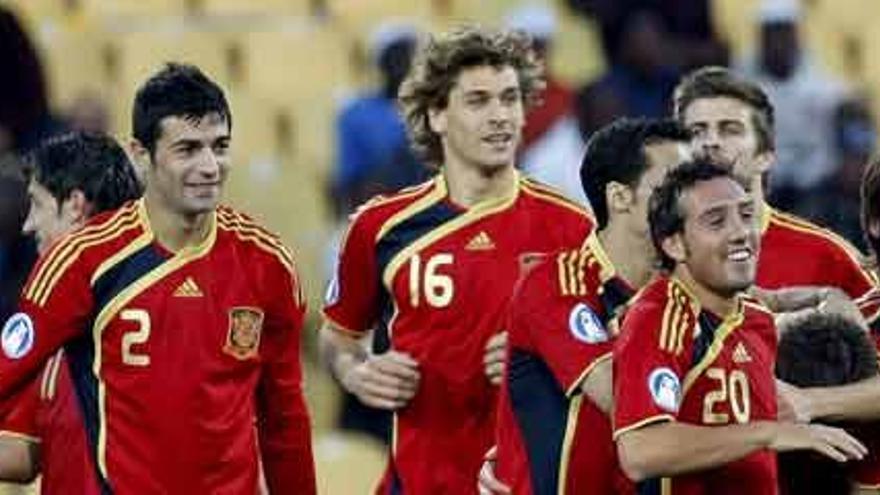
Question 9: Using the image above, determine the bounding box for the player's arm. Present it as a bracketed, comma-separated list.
[0, 374, 45, 483]
[319, 323, 420, 410]
[781, 376, 880, 422]
[616, 420, 866, 482]
[256, 263, 315, 495]
[753, 286, 866, 329]
[0, 437, 38, 482]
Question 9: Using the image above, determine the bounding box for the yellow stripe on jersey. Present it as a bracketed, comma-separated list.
[91, 231, 154, 286]
[30, 206, 143, 306]
[659, 282, 696, 355]
[43, 351, 64, 401]
[557, 249, 591, 296]
[520, 180, 592, 219]
[382, 180, 519, 290]
[375, 177, 446, 243]
[661, 477, 673, 495]
[558, 252, 569, 296]
[557, 395, 583, 495]
[682, 301, 745, 395]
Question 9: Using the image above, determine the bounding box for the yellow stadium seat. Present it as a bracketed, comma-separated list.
[80, 0, 187, 17]
[712, 0, 761, 58]
[199, 0, 311, 17]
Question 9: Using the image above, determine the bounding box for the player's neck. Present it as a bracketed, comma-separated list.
[143, 193, 213, 253]
[442, 158, 516, 208]
[673, 267, 738, 317]
[598, 227, 653, 289]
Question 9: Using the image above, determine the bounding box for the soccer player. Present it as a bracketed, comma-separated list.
[0, 64, 315, 493]
[673, 66, 875, 297]
[319, 26, 593, 493]
[613, 161, 866, 493]
[0, 132, 142, 492]
[494, 118, 690, 495]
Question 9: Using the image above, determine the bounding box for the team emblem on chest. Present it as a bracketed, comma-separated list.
[224, 307, 264, 360]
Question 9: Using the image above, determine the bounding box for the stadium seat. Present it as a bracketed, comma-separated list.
[198, 0, 311, 17]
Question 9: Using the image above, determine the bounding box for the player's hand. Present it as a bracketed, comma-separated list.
[484, 331, 508, 386]
[776, 380, 812, 423]
[769, 422, 867, 462]
[478, 446, 511, 495]
[342, 351, 420, 410]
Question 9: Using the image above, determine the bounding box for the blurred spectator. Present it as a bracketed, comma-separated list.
[505, 3, 588, 205]
[0, 6, 63, 154]
[0, 155, 37, 325]
[65, 92, 110, 135]
[565, 0, 728, 69]
[589, 10, 680, 119]
[738, 0, 849, 202]
[329, 21, 428, 219]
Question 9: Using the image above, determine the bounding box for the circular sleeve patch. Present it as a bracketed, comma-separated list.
[648, 367, 681, 413]
[568, 303, 609, 344]
[2, 313, 35, 360]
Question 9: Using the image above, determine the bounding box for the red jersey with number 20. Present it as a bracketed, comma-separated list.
[496, 235, 634, 495]
[0, 199, 315, 494]
[614, 276, 778, 495]
[323, 175, 593, 494]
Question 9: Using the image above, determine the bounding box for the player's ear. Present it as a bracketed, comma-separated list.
[606, 181, 634, 215]
[661, 233, 687, 264]
[428, 106, 447, 135]
[61, 189, 93, 225]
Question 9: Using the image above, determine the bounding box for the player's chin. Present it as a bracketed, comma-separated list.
[723, 266, 755, 294]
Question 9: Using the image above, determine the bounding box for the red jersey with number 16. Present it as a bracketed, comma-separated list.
[614, 276, 778, 495]
[323, 175, 593, 494]
[0, 199, 315, 494]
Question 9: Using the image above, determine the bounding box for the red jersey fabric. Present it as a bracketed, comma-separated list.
[496, 235, 634, 495]
[614, 276, 779, 495]
[0, 199, 315, 494]
[323, 174, 593, 494]
[757, 208, 875, 298]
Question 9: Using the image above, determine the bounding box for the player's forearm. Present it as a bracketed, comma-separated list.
[0, 437, 38, 483]
[804, 377, 880, 422]
[616, 421, 773, 482]
[318, 323, 366, 388]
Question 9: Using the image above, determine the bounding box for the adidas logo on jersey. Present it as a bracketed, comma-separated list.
[465, 231, 495, 251]
[732, 341, 752, 363]
[174, 277, 203, 298]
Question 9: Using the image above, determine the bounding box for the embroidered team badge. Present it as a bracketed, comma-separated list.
[224, 307, 264, 360]
[648, 367, 681, 413]
[568, 303, 608, 344]
[2, 313, 34, 359]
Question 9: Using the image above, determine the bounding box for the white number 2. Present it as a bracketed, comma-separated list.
[120, 309, 151, 367]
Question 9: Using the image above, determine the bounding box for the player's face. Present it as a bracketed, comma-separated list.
[682, 97, 768, 188]
[630, 141, 691, 239]
[22, 180, 81, 254]
[431, 65, 524, 172]
[146, 112, 230, 217]
[675, 177, 758, 297]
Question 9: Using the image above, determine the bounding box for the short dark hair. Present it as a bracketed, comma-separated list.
[673, 66, 775, 154]
[28, 132, 143, 212]
[580, 118, 690, 230]
[398, 25, 543, 167]
[776, 312, 878, 495]
[861, 154, 880, 258]
[132, 63, 231, 155]
[648, 160, 732, 271]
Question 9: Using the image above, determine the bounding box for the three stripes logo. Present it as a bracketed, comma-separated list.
[658, 282, 694, 355]
[557, 249, 596, 297]
[174, 276, 204, 298]
[465, 231, 496, 251]
[732, 341, 752, 364]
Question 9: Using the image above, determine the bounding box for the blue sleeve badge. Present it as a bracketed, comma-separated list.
[2, 313, 34, 359]
[568, 303, 609, 344]
[648, 367, 681, 413]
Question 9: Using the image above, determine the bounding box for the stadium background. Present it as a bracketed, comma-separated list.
[1, 0, 878, 492]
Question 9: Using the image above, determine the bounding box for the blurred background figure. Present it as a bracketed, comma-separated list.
[63, 91, 110, 136]
[329, 20, 427, 220]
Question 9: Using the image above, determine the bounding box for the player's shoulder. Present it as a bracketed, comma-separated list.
[518, 176, 593, 221]
[345, 177, 441, 236]
[627, 276, 699, 329]
[216, 205, 296, 273]
[517, 235, 610, 299]
[740, 293, 774, 321]
[767, 208, 862, 257]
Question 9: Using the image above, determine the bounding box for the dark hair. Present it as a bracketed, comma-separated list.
[398, 25, 543, 167]
[861, 154, 880, 259]
[673, 66, 775, 154]
[132, 63, 231, 155]
[776, 312, 878, 495]
[648, 160, 732, 270]
[580, 118, 690, 230]
[28, 132, 143, 213]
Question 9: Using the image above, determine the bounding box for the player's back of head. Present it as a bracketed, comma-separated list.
[28, 132, 143, 213]
[132, 63, 231, 155]
[580, 117, 689, 230]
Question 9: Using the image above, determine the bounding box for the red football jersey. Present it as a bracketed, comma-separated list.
[614, 276, 778, 495]
[757, 208, 875, 298]
[0, 350, 100, 494]
[496, 236, 634, 495]
[851, 288, 880, 488]
[323, 175, 593, 494]
[0, 200, 315, 494]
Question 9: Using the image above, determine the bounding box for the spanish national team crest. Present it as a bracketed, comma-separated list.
[568, 303, 608, 344]
[224, 307, 264, 360]
[648, 367, 681, 413]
